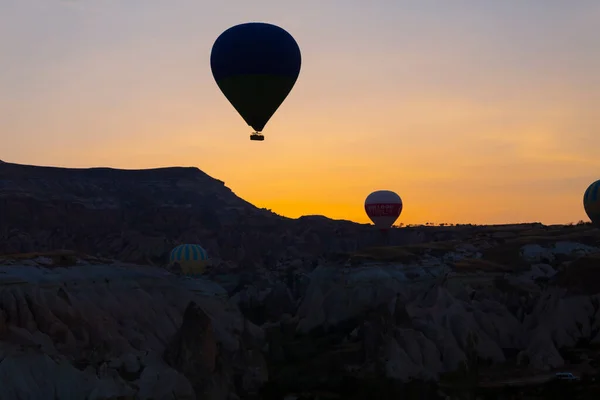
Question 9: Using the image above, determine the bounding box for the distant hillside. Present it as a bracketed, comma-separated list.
[0, 161, 424, 265]
[0, 161, 552, 267]
[0, 161, 264, 217]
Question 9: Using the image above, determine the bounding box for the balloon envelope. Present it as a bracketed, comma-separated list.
[210, 22, 302, 133]
[584, 180, 600, 225]
[169, 244, 209, 276]
[365, 190, 403, 230]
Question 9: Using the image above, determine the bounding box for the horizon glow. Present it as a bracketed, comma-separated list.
[1, 0, 599, 225]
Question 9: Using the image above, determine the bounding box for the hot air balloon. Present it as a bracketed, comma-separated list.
[169, 244, 209, 276]
[210, 22, 302, 141]
[584, 180, 600, 225]
[365, 190, 403, 231]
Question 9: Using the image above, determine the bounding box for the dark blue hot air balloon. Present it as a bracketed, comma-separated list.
[584, 180, 600, 225]
[210, 22, 302, 141]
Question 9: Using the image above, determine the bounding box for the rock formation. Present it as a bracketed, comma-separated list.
[1, 162, 600, 399]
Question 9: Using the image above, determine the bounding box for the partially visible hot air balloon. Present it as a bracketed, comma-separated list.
[210, 22, 302, 141]
[584, 180, 600, 225]
[169, 244, 209, 276]
[365, 190, 403, 231]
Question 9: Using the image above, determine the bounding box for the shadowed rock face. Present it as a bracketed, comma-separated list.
[4, 236, 600, 399]
[0, 255, 264, 399]
[4, 162, 600, 399]
[164, 302, 220, 398]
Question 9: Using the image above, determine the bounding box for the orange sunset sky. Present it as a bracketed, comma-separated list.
[1, 0, 599, 225]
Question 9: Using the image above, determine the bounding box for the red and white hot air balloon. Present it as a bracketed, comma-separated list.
[364, 190, 403, 230]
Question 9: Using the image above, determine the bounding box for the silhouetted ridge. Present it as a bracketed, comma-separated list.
[0, 161, 218, 182]
[0, 160, 472, 264]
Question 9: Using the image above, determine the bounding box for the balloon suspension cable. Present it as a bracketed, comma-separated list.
[250, 131, 265, 141]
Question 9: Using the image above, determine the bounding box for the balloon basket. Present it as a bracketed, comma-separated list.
[250, 132, 265, 141]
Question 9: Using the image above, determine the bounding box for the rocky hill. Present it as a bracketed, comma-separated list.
[2, 161, 600, 399]
[0, 161, 432, 267]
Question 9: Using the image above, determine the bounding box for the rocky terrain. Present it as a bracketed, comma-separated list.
[1, 161, 600, 399]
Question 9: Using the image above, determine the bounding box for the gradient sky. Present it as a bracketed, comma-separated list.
[2, 0, 599, 225]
